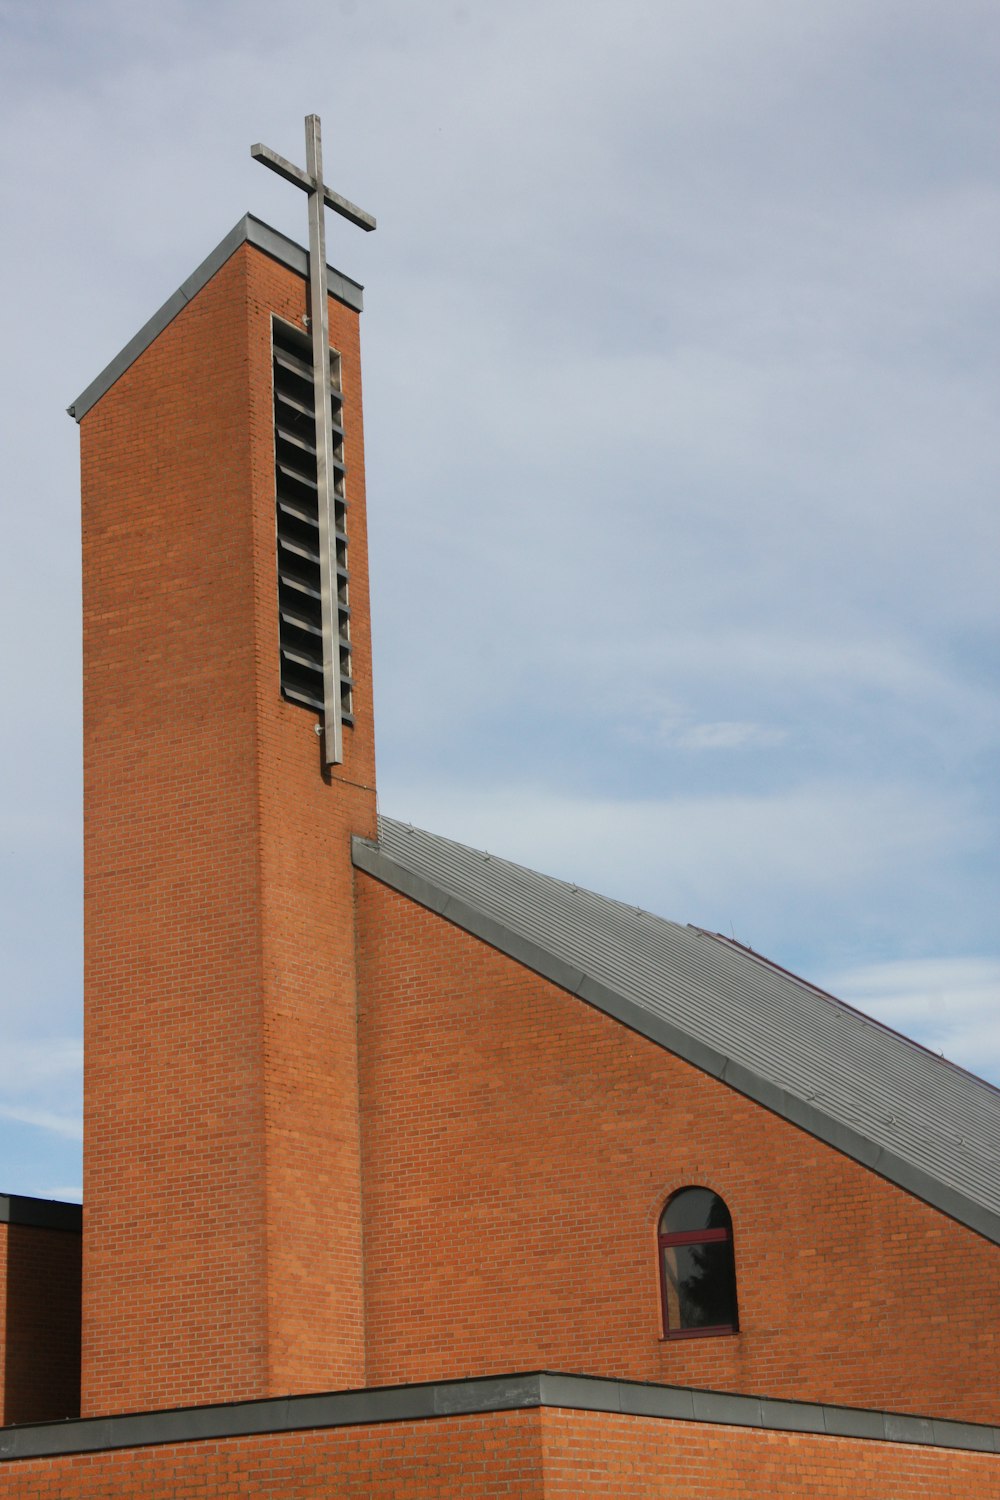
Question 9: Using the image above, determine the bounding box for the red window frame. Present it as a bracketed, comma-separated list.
[658, 1201, 739, 1341]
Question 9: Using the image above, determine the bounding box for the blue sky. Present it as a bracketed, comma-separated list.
[0, 0, 998, 1200]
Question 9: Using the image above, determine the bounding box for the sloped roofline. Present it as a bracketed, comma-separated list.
[699, 928, 1000, 1101]
[67, 214, 363, 423]
[352, 834, 1000, 1247]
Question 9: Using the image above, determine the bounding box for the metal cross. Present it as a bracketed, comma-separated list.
[252, 115, 376, 766]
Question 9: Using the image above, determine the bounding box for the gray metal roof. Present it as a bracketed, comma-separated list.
[354, 817, 1000, 1245]
[68, 214, 363, 423]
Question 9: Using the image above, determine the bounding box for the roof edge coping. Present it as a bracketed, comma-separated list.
[67, 213, 364, 423]
[0, 1370, 995, 1461]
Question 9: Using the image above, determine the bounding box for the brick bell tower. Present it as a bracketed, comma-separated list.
[73, 119, 377, 1417]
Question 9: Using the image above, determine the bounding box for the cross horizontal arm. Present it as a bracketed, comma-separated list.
[251, 142, 311, 193]
[251, 143, 377, 232]
[323, 185, 376, 233]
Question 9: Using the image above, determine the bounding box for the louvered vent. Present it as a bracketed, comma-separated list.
[272, 317, 353, 724]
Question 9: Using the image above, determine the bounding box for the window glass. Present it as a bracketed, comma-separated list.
[662, 1241, 738, 1329]
[658, 1187, 738, 1336]
[661, 1187, 727, 1235]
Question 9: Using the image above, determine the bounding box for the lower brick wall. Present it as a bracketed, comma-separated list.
[0, 1411, 545, 1499]
[0, 1223, 81, 1425]
[540, 1409, 1000, 1497]
[0, 1406, 996, 1499]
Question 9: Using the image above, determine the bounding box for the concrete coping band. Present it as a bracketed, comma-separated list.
[68, 214, 364, 423]
[1, 1372, 996, 1461]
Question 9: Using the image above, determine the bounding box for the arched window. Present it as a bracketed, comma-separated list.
[658, 1187, 738, 1338]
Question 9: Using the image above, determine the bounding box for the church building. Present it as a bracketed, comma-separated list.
[0, 120, 997, 1497]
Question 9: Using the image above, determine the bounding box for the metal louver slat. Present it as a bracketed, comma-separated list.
[275, 387, 314, 420]
[277, 425, 318, 457]
[279, 535, 321, 566]
[274, 345, 313, 380]
[278, 497, 318, 528]
[272, 316, 353, 727]
[280, 574, 322, 601]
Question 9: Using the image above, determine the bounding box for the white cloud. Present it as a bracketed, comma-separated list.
[679, 721, 785, 751]
[0, 1106, 82, 1143]
[0, 1040, 83, 1159]
[625, 716, 788, 751]
[0, 1040, 82, 1096]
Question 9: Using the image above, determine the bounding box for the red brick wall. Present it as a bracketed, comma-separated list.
[537, 1408, 1000, 1498]
[245, 250, 377, 1400]
[0, 1409, 995, 1498]
[0, 1223, 80, 1424]
[0, 1414, 544, 1499]
[81, 240, 376, 1417]
[355, 878, 1000, 1424]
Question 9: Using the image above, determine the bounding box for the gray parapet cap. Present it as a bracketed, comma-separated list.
[0, 1193, 82, 1232]
[67, 214, 364, 423]
[0, 1371, 996, 1461]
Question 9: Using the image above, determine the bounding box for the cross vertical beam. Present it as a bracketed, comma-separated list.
[304, 115, 342, 765]
[252, 115, 376, 766]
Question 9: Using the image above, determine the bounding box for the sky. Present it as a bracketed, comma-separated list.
[0, 0, 998, 1200]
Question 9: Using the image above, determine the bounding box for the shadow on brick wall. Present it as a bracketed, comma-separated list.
[4, 1226, 81, 1424]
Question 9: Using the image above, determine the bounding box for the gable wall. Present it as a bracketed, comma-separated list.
[355, 874, 1000, 1424]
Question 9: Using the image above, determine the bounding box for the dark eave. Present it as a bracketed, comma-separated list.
[0, 1193, 81, 1232]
